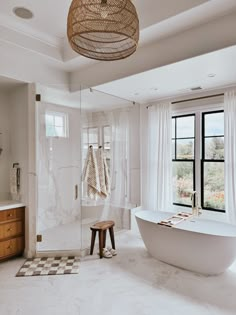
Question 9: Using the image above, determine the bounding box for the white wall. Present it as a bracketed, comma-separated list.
[0, 84, 36, 257]
[0, 86, 30, 202]
[0, 90, 10, 200]
[9, 85, 29, 203]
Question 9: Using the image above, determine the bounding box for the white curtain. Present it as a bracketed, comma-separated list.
[224, 90, 236, 224]
[146, 102, 172, 211]
[110, 109, 129, 207]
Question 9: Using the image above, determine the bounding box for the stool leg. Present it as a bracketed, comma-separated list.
[99, 230, 104, 259]
[109, 227, 115, 249]
[90, 230, 96, 255]
[103, 229, 107, 248]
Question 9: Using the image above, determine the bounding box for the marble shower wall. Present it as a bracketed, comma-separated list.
[37, 102, 81, 233]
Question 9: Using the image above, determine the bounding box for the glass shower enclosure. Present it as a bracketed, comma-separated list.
[35, 84, 138, 255]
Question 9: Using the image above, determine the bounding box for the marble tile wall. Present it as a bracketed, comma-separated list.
[37, 103, 81, 235]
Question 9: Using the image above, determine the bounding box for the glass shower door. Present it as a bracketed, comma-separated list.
[36, 101, 81, 252]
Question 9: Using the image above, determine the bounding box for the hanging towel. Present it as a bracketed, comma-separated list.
[97, 147, 111, 199]
[82, 146, 100, 199]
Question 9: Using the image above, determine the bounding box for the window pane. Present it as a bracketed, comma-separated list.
[172, 118, 175, 139]
[176, 116, 194, 138]
[88, 128, 98, 143]
[46, 125, 55, 137]
[172, 140, 175, 159]
[205, 137, 224, 159]
[177, 139, 194, 159]
[104, 142, 111, 150]
[203, 162, 224, 210]
[103, 126, 111, 143]
[205, 112, 224, 136]
[45, 112, 68, 138]
[55, 126, 63, 137]
[83, 129, 88, 144]
[173, 161, 194, 205]
[46, 114, 53, 125]
[55, 115, 63, 127]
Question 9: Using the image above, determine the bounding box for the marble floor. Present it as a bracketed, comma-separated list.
[1, 230, 236, 315]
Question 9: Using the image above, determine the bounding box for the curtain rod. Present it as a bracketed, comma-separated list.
[171, 93, 224, 104]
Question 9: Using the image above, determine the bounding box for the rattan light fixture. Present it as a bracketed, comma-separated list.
[67, 0, 139, 61]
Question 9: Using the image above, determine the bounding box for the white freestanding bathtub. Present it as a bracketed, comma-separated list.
[135, 210, 236, 275]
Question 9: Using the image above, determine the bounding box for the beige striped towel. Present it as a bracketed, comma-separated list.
[97, 147, 111, 199]
[82, 146, 100, 199]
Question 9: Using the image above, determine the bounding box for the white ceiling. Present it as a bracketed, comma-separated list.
[96, 45, 236, 104]
[0, 0, 207, 41]
[0, 0, 72, 41]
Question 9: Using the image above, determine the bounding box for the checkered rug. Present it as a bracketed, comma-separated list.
[16, 257, 80, 277]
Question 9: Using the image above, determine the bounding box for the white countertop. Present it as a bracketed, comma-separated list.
[0, 200, 25, 211]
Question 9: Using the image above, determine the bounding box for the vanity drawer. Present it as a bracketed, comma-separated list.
[0, 208, 24, 223]
[0, 221, 23, 240]
[0, 237, 24, 259]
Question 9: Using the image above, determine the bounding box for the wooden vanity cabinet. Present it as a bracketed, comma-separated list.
[0, 207, 25, 261]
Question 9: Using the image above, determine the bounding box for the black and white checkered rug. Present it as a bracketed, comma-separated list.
[16, 257, 80, 277]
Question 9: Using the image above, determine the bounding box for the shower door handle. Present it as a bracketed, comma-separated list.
[75, 185, 78, 200]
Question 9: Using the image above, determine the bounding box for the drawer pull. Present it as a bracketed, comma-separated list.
[7, 213, 13, 218]
[7, 228, 13, 232]
[7, 246, 12, 250]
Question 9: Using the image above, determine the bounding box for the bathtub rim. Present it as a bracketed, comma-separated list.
[135, 210, 236, 238]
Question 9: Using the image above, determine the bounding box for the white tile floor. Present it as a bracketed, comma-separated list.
[1, 230, 236, 315]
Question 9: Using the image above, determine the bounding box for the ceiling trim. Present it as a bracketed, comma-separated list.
[0, 25, 63, 62]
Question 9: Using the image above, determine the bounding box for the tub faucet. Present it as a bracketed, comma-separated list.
[191, 191, 202, 216]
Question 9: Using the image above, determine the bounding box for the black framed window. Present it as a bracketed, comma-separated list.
[172, 114, 195, 206]
[202, 111, 225, 212]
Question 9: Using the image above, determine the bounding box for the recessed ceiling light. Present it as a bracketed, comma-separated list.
[134, 92, 139, 96]
[13, 7, 34, 19]
[208, 73, 216, 78]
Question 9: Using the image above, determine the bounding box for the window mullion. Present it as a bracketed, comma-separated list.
[195, 111, 201, 205]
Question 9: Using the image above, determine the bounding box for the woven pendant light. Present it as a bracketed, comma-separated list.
[67, 0, 139, 61]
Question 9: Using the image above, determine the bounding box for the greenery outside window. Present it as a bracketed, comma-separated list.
[172, 109, 225, 212]
[172, 115, 195, 206]
[202, 111, 225, 212]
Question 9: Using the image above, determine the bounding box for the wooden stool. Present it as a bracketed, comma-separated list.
[90, 220, 115, 259]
